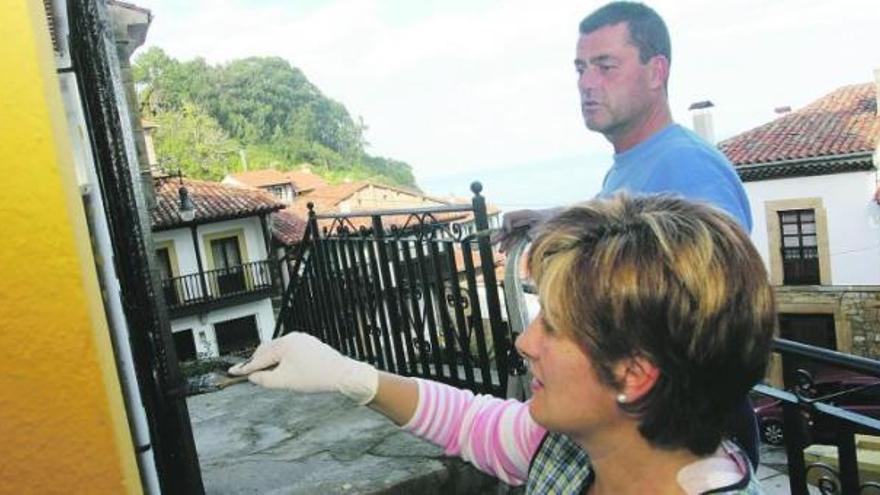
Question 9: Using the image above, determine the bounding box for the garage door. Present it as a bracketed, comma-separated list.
[214, 315, 260, 355]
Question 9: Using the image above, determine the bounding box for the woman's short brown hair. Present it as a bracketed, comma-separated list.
[527, 194, 775, 455]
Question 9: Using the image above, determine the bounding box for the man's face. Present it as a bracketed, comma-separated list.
[575, 23, 658, 140]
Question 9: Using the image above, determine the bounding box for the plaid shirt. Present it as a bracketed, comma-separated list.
[525, 433, 765, 494]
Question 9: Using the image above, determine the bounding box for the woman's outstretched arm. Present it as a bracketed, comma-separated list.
[230, 332, 545, 485]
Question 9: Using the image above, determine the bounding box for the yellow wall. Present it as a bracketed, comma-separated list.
[0, 2, 142, 493]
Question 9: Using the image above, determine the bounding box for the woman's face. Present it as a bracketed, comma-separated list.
[515, 312, 621, 437]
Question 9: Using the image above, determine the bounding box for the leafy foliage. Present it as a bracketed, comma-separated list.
[150, 102, 238, 180]
[134, 48, 417, 188]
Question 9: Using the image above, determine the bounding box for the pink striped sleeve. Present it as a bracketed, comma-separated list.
[402, 378, 547, 486]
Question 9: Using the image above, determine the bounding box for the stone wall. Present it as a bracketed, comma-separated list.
[774, 285, 880, 359]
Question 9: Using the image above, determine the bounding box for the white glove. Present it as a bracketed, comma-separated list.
[227, 332, 379, 405]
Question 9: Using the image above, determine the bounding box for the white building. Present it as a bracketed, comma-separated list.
[222, 167, 328, 204]
[151, 178, 286, 359]
[718, 73, 880, 359]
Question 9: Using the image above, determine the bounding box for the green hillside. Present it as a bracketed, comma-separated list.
[133, 48, 417, 189]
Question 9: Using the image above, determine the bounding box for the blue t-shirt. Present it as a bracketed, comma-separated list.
[599, 124, 752, 232]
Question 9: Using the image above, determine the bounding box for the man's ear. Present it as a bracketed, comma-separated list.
[616, 355, 659, 402]
[647, 55, 669, 91]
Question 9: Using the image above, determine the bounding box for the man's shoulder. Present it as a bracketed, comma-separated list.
[654, 125, 731, 167]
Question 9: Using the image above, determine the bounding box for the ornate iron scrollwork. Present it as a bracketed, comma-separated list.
[380, 212, 469, 241]
[803, 462, 880, 495]
[442, 284, 473, 353]
[794, 369, 817, 398]
[860, 482, 880, 494]
[806, 463, 841, 494]
[324, 216, 359, 237]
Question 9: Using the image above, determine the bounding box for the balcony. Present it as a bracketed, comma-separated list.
[161, 260, 277, 317]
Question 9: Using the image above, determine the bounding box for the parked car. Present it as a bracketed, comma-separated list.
[753, 370, 880, 446]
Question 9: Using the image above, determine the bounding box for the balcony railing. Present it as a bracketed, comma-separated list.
[754, 339, 880, 494]
[274, 183, 511, 397]
[161, 260, 276, 313]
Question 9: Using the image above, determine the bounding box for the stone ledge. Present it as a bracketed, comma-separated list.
[188, 382, 509, 494]
[775, 285, 880, 294]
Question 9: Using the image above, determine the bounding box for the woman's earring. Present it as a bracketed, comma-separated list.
[616, 393, 627, 404]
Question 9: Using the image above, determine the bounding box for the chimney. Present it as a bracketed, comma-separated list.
[688, 100, 715, 144]
[774, 106, 791, 115]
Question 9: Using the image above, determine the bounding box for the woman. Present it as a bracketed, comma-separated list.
[230, 194, 774, 494]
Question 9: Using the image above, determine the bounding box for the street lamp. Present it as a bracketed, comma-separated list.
[177, 170, 195, 222]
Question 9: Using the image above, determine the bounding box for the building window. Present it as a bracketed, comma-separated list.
[779, 209, 819, 285]
[156, 247, 178, 304]
[269, 185, 284, 199]
[156, 247, 173, 279]
[211, 236, 242, 269]
[211, 236, 245, 294]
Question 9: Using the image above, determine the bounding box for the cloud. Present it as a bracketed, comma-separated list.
[138, 0, 880, 180]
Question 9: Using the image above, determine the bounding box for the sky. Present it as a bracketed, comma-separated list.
[136, 0, 880, 209]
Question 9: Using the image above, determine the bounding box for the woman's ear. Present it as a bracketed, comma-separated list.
[615, 356, 659, 403]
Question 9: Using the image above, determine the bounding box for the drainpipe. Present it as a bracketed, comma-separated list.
[81, 170, 162, 495]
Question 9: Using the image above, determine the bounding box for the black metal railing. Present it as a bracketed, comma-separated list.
[275, 182, 512, 396]
[272, 182, 880, 493]
[753, 339, 880, 494]
[161, 260, 275, 312]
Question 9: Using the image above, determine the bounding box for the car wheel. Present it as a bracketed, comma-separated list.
[761, 420, 784, 446]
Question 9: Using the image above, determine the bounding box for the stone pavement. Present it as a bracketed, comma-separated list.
[757, 445, 820, 494]
[188, 380, 502, 494]
[188, 379, 813, 494]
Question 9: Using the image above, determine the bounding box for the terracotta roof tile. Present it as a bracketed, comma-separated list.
[294, 181, 370, 213]
[271, 208, 308, 246]
[275, 180, 502, 239]
[287, 180, 467, 216]
[152, 178, 284, 230]
[226, 169, 292, 188]
[719, 83, 879, 165]
[283, 170, 328, 192]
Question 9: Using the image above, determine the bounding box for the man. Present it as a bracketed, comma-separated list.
[577, 2, 750, 226]
[499, 1, 760, 471]
[501, 3, 750, 242]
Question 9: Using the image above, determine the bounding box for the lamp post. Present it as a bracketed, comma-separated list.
[178, 185, 195, 222]
[177, 170, 195, 222]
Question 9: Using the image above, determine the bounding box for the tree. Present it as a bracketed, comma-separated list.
[133, 50, 418, 188]
[151, 102, 238, 180]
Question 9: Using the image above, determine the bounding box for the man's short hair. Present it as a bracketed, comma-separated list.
[579, 2, 671, 65]
[528, 194, 775, 456]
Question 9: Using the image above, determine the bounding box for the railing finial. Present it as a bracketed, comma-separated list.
[470, 181, 483, 196]
[307, 202, 315, 216]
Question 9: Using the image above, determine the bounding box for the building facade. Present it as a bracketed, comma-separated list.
[719, 76, 880, 360]
[151, 178, 285, 359]
[223, 166, 329, 204]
